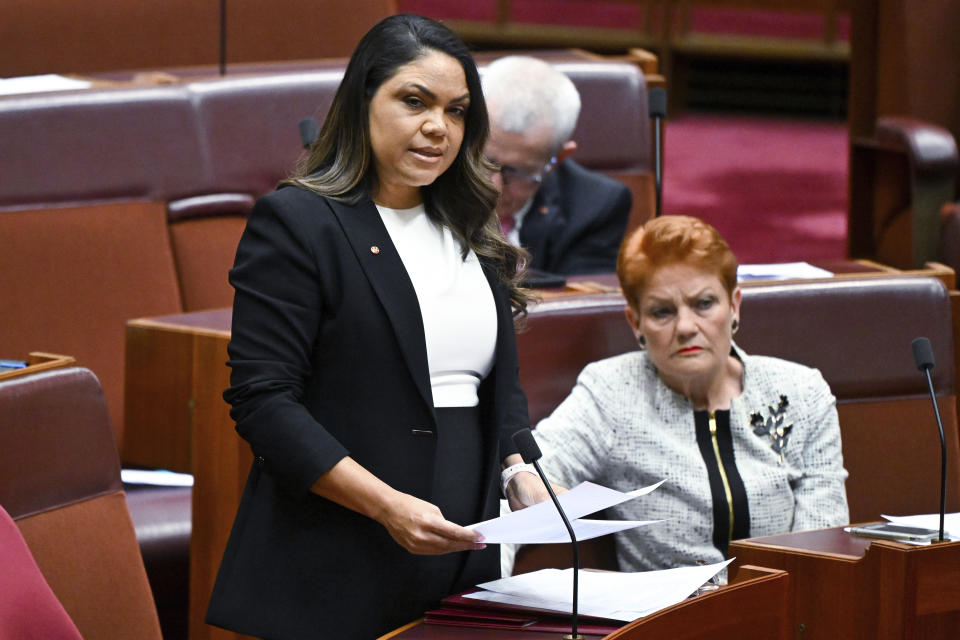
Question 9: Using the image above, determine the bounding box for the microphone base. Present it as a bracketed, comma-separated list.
[563, 635, 586, 640]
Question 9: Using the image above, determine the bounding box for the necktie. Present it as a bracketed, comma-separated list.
[499, 215, 515, 235]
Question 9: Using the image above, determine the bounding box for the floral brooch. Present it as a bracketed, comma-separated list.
[751, 395, 792, 464]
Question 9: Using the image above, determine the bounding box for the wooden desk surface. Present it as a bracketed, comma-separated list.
[730, 526, 960, 639]
[379, 566, 791, 640]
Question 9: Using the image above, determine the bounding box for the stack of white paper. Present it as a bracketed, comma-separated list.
[737, 262, 833, 281]
[0, 74, 92, 96]
[466, 560, 732, 621]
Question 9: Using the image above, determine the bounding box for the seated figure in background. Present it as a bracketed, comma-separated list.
[503, 215, 849, 574]
[482, 55, 632, 276]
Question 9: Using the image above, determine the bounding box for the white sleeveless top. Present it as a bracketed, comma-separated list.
[376, 203, 497, 408]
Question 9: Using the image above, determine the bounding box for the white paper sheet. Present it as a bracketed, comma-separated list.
[467, 480, 665, 544]
[737, 262, 833, 281]
[882, 512, 960, 540]
[121, 469, 194, 487]
[0, 74, 92, 96]
[467, 560, 732, 621]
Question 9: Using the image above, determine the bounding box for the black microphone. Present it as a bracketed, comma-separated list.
[298, 117, 320, 150]
[911, 337, 947, 542]
[648, 87, 667, 218]
[512, 428, 583, 640]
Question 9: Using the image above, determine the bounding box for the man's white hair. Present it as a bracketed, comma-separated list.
[482, 55, 581, 155]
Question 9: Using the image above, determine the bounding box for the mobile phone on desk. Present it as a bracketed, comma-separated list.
[844, 522, 941, 543]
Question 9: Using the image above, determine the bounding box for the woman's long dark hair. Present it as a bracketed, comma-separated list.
[284, 14, 530, 314]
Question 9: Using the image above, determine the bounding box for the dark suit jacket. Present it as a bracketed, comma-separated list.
[519, 159, 632, 275]
[205, 186, 529, 640]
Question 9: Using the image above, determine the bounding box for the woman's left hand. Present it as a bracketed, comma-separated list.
[505, 472, 566, 511]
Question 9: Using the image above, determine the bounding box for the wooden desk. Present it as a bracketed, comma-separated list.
[124, 310, 241, 640]
[729, 527, 960, 639]
[0, 352, 76, 382]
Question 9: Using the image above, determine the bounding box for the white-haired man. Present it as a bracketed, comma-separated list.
[482, 55, 632, 275]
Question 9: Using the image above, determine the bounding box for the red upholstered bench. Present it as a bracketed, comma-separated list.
[0, 367, 163, 638]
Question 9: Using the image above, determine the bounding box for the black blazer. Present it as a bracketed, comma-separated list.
[520, 159, 632, 276]
[206, 186, 529, 639]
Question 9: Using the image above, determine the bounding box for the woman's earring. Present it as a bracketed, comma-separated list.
[638, 335, 647, 349]
[732, 319, 740, 334]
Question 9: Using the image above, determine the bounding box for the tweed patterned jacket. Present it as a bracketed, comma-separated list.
[534, 344, 849, 574]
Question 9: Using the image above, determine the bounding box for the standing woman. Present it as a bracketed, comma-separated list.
[206, 14, 531, 639]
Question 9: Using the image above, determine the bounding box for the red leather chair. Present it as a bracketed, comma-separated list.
[0, 504, 82, 639]
[0, 367, 163, 639]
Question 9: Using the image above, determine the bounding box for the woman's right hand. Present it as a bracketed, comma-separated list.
[375, 491, 486, 555]
[505, 472, 567, 512]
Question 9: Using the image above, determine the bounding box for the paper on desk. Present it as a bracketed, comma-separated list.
[0, 74, 92, 96]
[467, 480, 665, 544]
[737, 262, 833, 281]
[883, 512, 960, 539]
[121, 469, 194, 487]
[467, 559, 732, 622]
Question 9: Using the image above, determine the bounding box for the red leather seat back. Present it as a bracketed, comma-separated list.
[0, 367, 162, 639]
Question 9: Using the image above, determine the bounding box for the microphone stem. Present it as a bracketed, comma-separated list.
[531, 459, 581, 640]
[923, 368, 947, 541]
[219, 0, 227, 76]
[653, 116, 663, 217]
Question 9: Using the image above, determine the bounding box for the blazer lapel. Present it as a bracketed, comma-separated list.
[328, 197, 435, 415]
[519, 174, 562, 271]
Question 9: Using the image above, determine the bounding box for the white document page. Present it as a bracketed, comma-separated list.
[467, 480, 665, 544]
[120, 469, 194, 487]
[466, 560, 732, 621]
[0, 74, 92, 96]
[882, 512, 960, 539]
[737, 262, 833, 281]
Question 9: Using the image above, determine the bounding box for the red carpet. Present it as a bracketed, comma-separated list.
[662, 114, 848, 264]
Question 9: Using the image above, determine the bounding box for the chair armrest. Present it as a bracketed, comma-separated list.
[874, 116, 959, 177]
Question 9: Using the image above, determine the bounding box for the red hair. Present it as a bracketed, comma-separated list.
[617, 215, 738, 311]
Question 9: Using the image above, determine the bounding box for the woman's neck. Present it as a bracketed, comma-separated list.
[372, 183, 422, 209]
[660, 354, 744, 412]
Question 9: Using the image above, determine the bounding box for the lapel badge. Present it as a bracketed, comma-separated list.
[370, 246, 380, 254]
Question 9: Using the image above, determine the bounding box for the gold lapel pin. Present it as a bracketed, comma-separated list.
[370, 246, 380, 254]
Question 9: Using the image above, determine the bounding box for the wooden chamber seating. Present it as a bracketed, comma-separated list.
[0, 53, 656, 637]
[512, 275, 960, 574]
[0, 0, 396, 77]
[847, 0, 960, 270]
[849, 117, 960, 271]
[0, 366, 163, 639]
